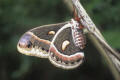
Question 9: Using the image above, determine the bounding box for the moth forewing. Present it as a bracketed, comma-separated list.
[17, 22, 69, 58]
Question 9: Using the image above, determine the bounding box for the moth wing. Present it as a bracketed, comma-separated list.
[49, 23, 84, 69]
[17, 22, 68, 58]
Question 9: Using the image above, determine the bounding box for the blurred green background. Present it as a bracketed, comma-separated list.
[0, 0, 120, 80]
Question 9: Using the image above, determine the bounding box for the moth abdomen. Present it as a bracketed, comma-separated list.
[75, 33, 86, 49]
[72, 28, 86, 49]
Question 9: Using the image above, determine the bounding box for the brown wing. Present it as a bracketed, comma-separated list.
[49, 24, 84, 69]
[17, 22, 68, 58]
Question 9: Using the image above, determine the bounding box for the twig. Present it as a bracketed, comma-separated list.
[69, 0, 120, 79]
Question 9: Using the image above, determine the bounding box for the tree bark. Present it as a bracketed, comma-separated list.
[64, 0, 120, 79]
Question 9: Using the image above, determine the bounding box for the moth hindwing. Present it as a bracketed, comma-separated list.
[17, 22, 68, 58]
[49, 19, 85, 69]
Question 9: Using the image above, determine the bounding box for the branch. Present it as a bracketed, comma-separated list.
[69, 0, 120, 79]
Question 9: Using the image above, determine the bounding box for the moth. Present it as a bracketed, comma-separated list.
[17, 19, 86, 69]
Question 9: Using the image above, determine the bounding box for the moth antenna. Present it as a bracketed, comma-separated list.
[73, 6, 80, 22]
